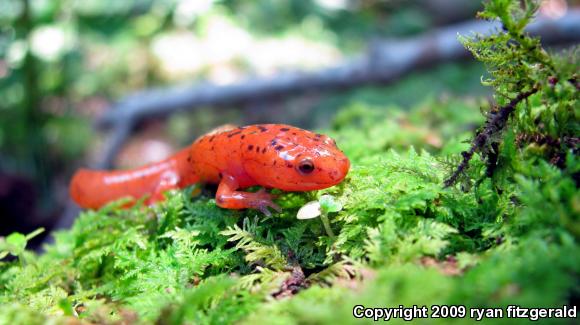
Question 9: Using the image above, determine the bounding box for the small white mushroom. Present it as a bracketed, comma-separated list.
[296, 200, 322, 220]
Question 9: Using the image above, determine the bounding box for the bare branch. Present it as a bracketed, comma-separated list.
[96, 10, 580, 130]
[95, 120, 135, 169]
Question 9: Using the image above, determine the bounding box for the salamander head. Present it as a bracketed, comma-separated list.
[242, 125, 350, 192]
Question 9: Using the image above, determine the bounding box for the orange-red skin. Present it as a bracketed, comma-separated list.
[70, 124, 350, 213]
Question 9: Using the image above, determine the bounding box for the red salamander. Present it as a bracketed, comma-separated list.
[69, 124, 350, 214]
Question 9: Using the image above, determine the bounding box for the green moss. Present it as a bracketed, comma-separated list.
[1, 1, 577, 324]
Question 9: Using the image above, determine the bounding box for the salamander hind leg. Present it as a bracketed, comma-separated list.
[146, 170, 181, 205]
[216, 173, 281, 216]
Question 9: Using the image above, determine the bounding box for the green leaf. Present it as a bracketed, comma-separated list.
[319, 195, 343, 214]
[6, 233, 27, 255]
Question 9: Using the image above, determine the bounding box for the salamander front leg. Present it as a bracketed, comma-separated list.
[216, 173, 281, 216]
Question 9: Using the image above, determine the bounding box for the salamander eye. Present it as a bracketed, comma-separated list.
[297, 159, 315, 175]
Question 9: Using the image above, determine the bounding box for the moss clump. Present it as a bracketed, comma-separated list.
[447, 0, 578, 189]
[1, 1, 578, 324]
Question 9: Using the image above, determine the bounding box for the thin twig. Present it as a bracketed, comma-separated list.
[444, 87, 539, 187]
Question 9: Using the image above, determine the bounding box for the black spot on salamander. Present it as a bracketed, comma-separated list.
[286, 163, 293, 168]
[241, 135, 245, 139]
[280, 127, 290, 131]
[273, 160, 277, 166]
[292, 132, 297, 135]
[257, 125, 268, 132]
[209, 136, 215, 142]
[315, 133, 322, 138]
[275, 145, 284, 151]
[227, 131, 242, 138]
[187, 154, 192, 162]
[256, 146, 260, 153]
[247, 145, 254, 151]
[261, 147, 267, 154]
[271, 139, 277, 146]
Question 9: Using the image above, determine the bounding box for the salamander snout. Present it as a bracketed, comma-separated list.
[289, 135, 350, 191]
[328, 157, 349, 182]
[295, 150, 349, 191]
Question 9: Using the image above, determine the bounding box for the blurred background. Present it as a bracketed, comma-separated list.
[0, 0, 576, 244]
